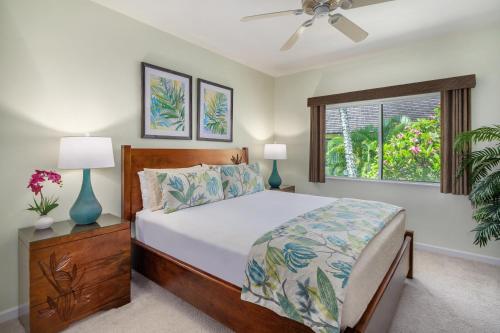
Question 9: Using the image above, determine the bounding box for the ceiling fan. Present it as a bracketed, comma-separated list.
[241, 0, 393, 51]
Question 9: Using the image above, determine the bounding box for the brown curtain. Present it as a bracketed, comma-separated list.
[309, 105, 326, 183]
[441, 88, 471, 195]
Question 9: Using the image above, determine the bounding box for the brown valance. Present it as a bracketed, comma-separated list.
[309, 105, 326, 183]
[307, 75, 476, 107]
[441, 88, 471, 195]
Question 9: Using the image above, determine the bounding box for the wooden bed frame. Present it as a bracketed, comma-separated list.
[122, 145, 414, 333]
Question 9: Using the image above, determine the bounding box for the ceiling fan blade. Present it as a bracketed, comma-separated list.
[328, 14, 368, 43]
[280, 18, 314, 51]
[280, 25, 306, 51]
[341, 0, 394, 9]
[241, 9, 303, 22]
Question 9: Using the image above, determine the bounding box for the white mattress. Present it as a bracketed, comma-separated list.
[135, 190, 405, 329]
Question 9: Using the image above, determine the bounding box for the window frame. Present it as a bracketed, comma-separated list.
[324, 92, 442, 185]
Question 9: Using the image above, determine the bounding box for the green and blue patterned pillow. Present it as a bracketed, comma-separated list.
[220, 163, 264, 199]
[158, 169, 224, 213]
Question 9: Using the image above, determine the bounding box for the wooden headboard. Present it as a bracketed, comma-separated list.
[121, 145, 249, 221]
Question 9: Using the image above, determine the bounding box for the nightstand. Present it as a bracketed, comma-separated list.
[268, 185, 295, 193]
[18, 214, 131, 333]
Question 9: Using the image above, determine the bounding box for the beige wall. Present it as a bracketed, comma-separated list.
[0, 0, 274, 312]
[274, 23, 500, 260]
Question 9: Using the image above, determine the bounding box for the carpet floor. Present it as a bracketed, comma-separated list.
[1, 250, 498, 333]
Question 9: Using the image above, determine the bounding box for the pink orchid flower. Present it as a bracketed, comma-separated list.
[46, 171, 62, 184]
[27, 170, 63, 195]
[26, 170, 63, 217]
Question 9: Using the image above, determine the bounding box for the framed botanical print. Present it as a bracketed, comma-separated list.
[197, 79, 233, 142]
[142, 62, 192, 139]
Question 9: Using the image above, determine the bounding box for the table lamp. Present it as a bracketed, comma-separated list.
[58, 137, 115, 224]
[264, 143, 287, 189]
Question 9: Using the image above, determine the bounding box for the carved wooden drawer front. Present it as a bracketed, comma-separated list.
[30, 274, 130, 333]
[29, 229, 130, 308]
[18, 214, 131, 333]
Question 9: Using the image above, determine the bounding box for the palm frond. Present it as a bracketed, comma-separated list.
[454, 125, 500, 151]
[469, 171, 500, 205]
[464, 146, 500, 183]
[454, 124, 500, 247]
[472, 218, 500, 247]
[472, 200, 500, 222]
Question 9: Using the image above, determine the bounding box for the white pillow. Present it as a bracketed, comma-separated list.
[144, 165, 206, 211]
[137, 171, 150, 209]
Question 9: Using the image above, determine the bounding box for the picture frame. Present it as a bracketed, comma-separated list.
[141, 62, 192, 139]
[197, 79, 233, 142]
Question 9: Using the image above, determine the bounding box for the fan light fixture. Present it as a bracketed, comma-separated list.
[241, 0, 394, 51]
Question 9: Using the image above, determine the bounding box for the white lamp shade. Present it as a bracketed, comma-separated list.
[58, 137, 115, 169]
[264, 144, 287, 160]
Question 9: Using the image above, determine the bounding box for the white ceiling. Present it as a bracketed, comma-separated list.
[91, 0, 500, 76]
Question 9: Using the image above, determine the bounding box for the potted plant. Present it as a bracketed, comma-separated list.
[27, 170, 63, 229]
[455, 125, 500, 247]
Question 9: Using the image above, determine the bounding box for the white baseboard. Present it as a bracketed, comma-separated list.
[416, 242, 500, 266]
[0, 305, 19, 324]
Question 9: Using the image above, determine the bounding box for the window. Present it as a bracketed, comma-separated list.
[325, 93, 441, 183]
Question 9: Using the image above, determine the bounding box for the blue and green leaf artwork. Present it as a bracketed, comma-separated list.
[150, 76, 186, 131]
[203, 88, 228, 135]
[198, 80, 232, 141]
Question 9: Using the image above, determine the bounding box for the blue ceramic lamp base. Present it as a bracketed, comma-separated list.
[268, 160, 282, 189]
[70, 169, 102, 225]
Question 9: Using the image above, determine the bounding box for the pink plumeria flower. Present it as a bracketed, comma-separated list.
[410, 146, 421, 154]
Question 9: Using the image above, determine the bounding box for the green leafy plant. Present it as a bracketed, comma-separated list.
[383, 108, 441, 182]
[455, 125, 500, 247]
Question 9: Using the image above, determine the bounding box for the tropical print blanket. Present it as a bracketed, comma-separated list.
[240, 198, 403, 333]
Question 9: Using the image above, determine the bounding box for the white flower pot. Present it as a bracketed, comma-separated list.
[35, 215, 54, 229]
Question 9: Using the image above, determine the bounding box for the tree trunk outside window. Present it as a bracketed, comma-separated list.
[340, 108, 357, 177]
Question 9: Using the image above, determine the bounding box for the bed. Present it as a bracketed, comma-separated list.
[122, 146, 413, 333]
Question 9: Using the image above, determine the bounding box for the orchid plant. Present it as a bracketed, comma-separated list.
[27, 170, 62, 216]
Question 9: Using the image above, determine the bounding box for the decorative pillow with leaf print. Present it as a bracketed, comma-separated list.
[158, 169, 224, 213]
[220, 163, 264, 199]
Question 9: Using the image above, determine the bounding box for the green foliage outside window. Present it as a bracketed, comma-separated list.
[326, 107, 441, 183]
